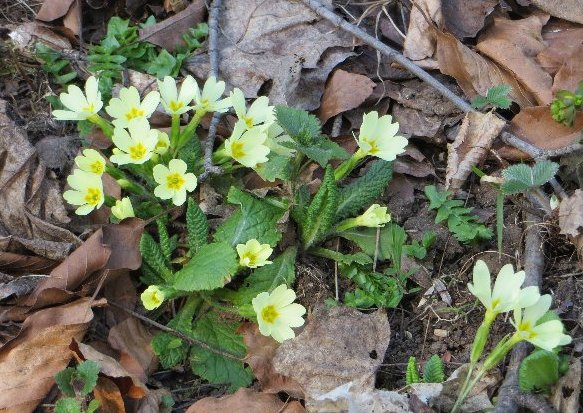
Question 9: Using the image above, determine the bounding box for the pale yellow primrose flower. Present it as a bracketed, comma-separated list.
[230, 88, 273, 129]
[158, 75, 197, 115]
[236, 239, 273, 268]
[193, 76, 231, 113]
[357, 111, 408, 161]
[265, 122, 296, 157]
[105, 86, 160, 128]
[153, 159, 197, 206]
[53, 76, 102, 121]
[141, 285, 165, 310]
[111, 197, 135, 220]
[74, 149, 106, 176]
[512, 294, 572, 351]
[355, 204, 391, 227]
[468, 260, 540, 315]
[63, 169, 104, 215]
[225, 125, 270, 168]
[154, 131, 170, 155]
[110, 119, 158, 165]
[252, 285, 306, 343]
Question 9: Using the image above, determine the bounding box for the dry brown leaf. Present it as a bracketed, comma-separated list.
[0, 274, 47, 301]
[104, 271, 137, 326]
[538, 25, 583, 76]
[0, 101, 79, 259]
[0, 298, 99, 413]
[136, 388, 173, 413]
[530, 0, 583, 24]
[559, 189, 583, 261]
[394, 145, 437, 178]
[273, 306, 390, 409]
[71, 340, 147, 399]
[476, 15, 552, 106]
[446, 111, 505, 191]
[102, 218, 145, 271]
[164, 0, 189, 13]
[62, 0, 81, 36]
[0, 251, 56, 275]
[187, 0, 354, 110]
[36, 0, 75, 21]
[441, 0, 498, 39]
[317, 69, 375, 124]
[553, 45, 583, 94]
[435, 31, 536, 107]
[403, 0, 441, 63]
[238, 322, 303, 398]
[108, 318, 157, 383]
[551, 358, 581, 413]
[509, 106, 583, 150]
[139, 1, 205, 52]
[311, 382, 411, 413]
[185, 387, 305, 413]
[8, 22, 71, 55]
[93, 377, 126, 413]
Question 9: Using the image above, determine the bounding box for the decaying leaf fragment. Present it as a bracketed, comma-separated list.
[273, 306, 390, 409]
[402, 0, 441, 67]
[529, 0, 583, 24]
[185, 387, 305, 413]
[445, 111, 506, 191]
[559, 189, 583, 261]
[551, 359, 581, 413]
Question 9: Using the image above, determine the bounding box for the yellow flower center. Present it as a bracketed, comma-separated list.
[491, 298, 501, 310]
[82, 103, 95, 113]
[169, 100, 184, 112]
[148, 291, 162, 307]
[129, 142, 148, 160]
[242, 251, 257, 266]
[362, 137, 379, 155]
[125, 106, 145, 121]
[261, 305, 279, 324]
[244, 116, 254, 129]
[166, 172, 185, 190]
[84, 187, 102, 206]
[156, 139, 168, 150]
[230, 141, 246, 160]
[90, 160, 104, 174]
[200, 98, 210, 109]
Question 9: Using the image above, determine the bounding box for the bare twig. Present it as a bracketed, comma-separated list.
[492, 211, 546, 413]
[300, 0, 583, 160]
[199, 0, 224, 182]
[108, 300, 243, 362]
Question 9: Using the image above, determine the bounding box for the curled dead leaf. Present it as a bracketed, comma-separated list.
[185, 387, 305, 413]
[441, 0, 498, 39]
[530, 0, 583, 24]
[551, 358, 581, 413]
[0, 298, 100, 413]
[403, 0, 441, 65]
[93, 377, 126, 413]
[36, 0, 75, 22]
[446, 111, 506, 192]
[559, 189, 583, 262]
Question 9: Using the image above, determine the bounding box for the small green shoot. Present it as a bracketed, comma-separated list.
[550, 81, 583, 126]
[471, 84, 512, 110]
[405, 355, 445, 385]
[54, 360, 100, 413]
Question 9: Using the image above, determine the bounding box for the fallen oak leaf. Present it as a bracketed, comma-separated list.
[0, 251, 57, 276]
[0, 298, 102, 413]
[238, 322, 303, 398]
[402, 0, 442, 65]
[185, 387, 306, 413]
[36, 0, 75, 22]
[92, 377, 126, 413]
[441, 0, 498, 39]
[537, 24, 583, 76]
[446, 111, 506, 192]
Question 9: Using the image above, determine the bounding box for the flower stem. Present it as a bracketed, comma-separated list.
[170, 114, 181, 149]
[88, 114, 114, 138]
[174, 110, 206, 154]
[334, 149, 366, 181]
[336, 217, 358, 232]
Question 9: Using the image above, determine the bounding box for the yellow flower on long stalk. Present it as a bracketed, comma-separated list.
[153, 159, 197, 206]
[105, 86, 160, 128]
[110, 119, 159, 165]
[236, 239, 273, 268]
[158, 75, 197, 116]
[63, 169, 104, 215]
[74, 149, 106, 176]
[53, 76, 103, 121]
[192, 76, 232, 114]
[230, 88, 273, 130]
[111, 197, 135, 220]
[252, 285, 306, 343]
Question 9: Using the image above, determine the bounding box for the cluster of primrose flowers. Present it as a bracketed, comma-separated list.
[54, 73, 408, 343]
[451, 260, 572, 413]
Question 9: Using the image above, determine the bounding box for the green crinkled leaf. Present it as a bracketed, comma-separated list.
[156, 219, 172, 261]
[214, 187, 285, 247]
[296, 139, 350, 167]
[55, 398, 81, 413]
[148, 49, 178, 78]
[76, 360, 100, 396]
[312, 248, 373, 266]
[87, 399, 100, 413]
[189, 313, 252, 391]
[341, 263, 404, 309]
[255, 154, 293, 182]
[501, 160, 560, 194]
[54, 368, 76, 397]
[140, 233, 173, 280]
[275, 105, 321, 143]
[339, 224, 406, 264]
[173, 243, 238, 291]
[471, 84, 512, 109]
[336, 160, 393, 220]
[519, 349, 559, 392]
[424, 185, 450, 209]
[406, 356, 420, 385]
[186, 199, 209, 255]
[423, 355, 445, 383]
[299, 166, 338, 248]
[230, 247, 297, 307]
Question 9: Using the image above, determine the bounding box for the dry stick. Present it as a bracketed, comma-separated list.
[108, 300, 243, 362]
[199, 0, 224, 183]
[491, 212, 556, 413]
[300, 0, 583, 160]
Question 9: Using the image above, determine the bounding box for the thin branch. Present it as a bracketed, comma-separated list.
[300, 0, 583, 160]
[108, 300, 243, 362]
